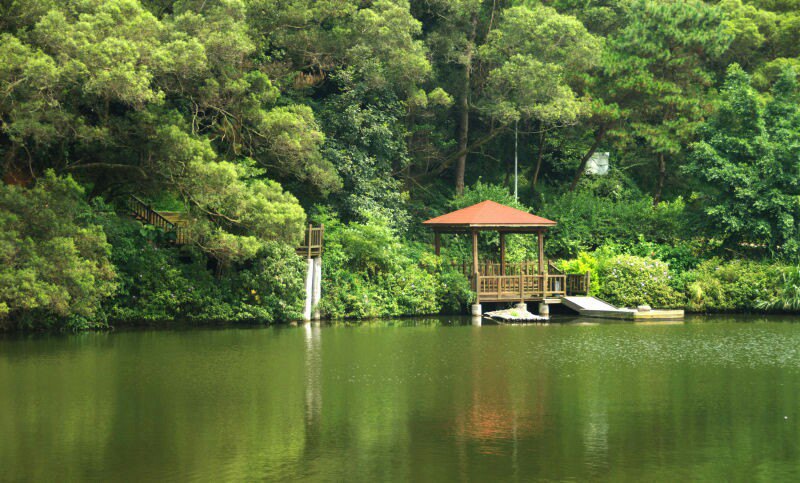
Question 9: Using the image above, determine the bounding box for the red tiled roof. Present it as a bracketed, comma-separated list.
[423, 200, 556, 227]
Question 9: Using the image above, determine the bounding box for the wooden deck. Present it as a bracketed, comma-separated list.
[296, 224, 324, 258]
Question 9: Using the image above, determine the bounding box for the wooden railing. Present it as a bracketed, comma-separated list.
[297, 224, 324, 258]
[451, 260, 542, 277]
[126, 195, 188, 244]
[566, 272, 591, 295]
[475, 273, 568, 303]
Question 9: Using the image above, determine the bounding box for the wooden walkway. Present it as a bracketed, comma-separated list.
[127, 196, 323, 255]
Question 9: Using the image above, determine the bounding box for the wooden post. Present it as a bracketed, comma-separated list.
[471, 230, 479, 277]
[499, 232, 506, 276]
[519, 269, 524, 302]
[472, 230, 479, 294]
[307, 224, 313, 259]
[537, 230, 545, 275]
[434, 232, 441, 256]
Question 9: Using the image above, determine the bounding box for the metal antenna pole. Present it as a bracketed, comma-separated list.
[514, 120, 519, 201]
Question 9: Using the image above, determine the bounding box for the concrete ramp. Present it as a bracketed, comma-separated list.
[562, 296, 621, 312]
[561, 296, 683, 321]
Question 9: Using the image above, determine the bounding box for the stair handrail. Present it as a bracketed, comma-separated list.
[127, 195, 178, 233]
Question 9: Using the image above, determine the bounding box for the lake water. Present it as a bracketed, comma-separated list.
[2, 315, 800, 481]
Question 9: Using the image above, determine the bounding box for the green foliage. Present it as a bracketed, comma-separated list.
[625, 237, 703, 274]
[99, 212, 305, 324]
[5, 0, 800, 328]
[178, 157, 307, 264]
[0, 172, 116, 330]
[539, 173, 688, 257]
[685, 258, 784, 312]
[757, 266, 800, 311]
[556, 251, 601, 296]
[0, 0, 337, 200]
[685, 64, 800, 258]
[597, 254, 683, 308]
[477, 5, 600, 124]
[318, 82, 412, 231]
[319, 219, 471, 318]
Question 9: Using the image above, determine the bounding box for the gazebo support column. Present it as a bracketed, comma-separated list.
[537, 229, 548, 316]
[537, 230, 545, 275]
[471, 230, 479, 277]
[499, 232, 506, 276]
[471, 229, 481, 316]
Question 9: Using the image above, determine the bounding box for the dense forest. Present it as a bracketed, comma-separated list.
[1, 0, 799, 330]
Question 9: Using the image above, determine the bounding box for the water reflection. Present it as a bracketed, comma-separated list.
[304, 322, 322, 426]
[3, 318, 800, 481]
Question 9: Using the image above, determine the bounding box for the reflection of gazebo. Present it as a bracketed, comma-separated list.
[423, 200, 589, 313]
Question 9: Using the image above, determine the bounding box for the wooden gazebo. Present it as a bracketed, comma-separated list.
[424, 200, 588, 311]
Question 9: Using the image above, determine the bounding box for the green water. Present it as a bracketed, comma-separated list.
[2, 316, 800, 482]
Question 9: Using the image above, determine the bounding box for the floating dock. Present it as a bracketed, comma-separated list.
[561, 296, 684, 321]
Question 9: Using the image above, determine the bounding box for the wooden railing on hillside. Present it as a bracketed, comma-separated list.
[126, 195, 188, 244]
[128, 196, 324, 255]
[296, 224, 324, 258]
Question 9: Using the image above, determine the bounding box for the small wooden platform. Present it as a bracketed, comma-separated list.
[562, 296, 684, 321]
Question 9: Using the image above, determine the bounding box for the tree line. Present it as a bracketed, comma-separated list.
[1, 0, 799, 328]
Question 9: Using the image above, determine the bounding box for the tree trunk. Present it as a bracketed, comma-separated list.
[531, 124, 546, 193]
[569, 125, 607, 191]
[654, 152, 666, 206]
[455, 14, 478, 195]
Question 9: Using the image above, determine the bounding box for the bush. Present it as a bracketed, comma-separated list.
[538, 171, 688, 257]
[99, 212, 305, 324]
[318, 219, 472, 319]
[556, 251, 601, 295]
[757, 266, 800, 311]
[236, 241, 306, 322]
[436, 270, 474, 314]
[685, 259, 784, 312]
[597, 254, 683, 308]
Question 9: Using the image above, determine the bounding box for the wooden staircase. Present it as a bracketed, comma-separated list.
[126, 196, 324, 255]
[126, 195, 188, 244]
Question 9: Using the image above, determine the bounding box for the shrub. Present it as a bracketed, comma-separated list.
[757, 266, 800, 311]
[236, 242, 306, 322]
[318, 219, 473, 319]
[100, 212, 304, 324]
[597, 255, 683, 308]
[685, 259, 784, 312]
[556, 251, 601, 295]
[436, 270, 474, 314]
[538, 172, 688, 257]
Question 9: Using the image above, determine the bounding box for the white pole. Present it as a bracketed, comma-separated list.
[514, 120, 519, 201]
